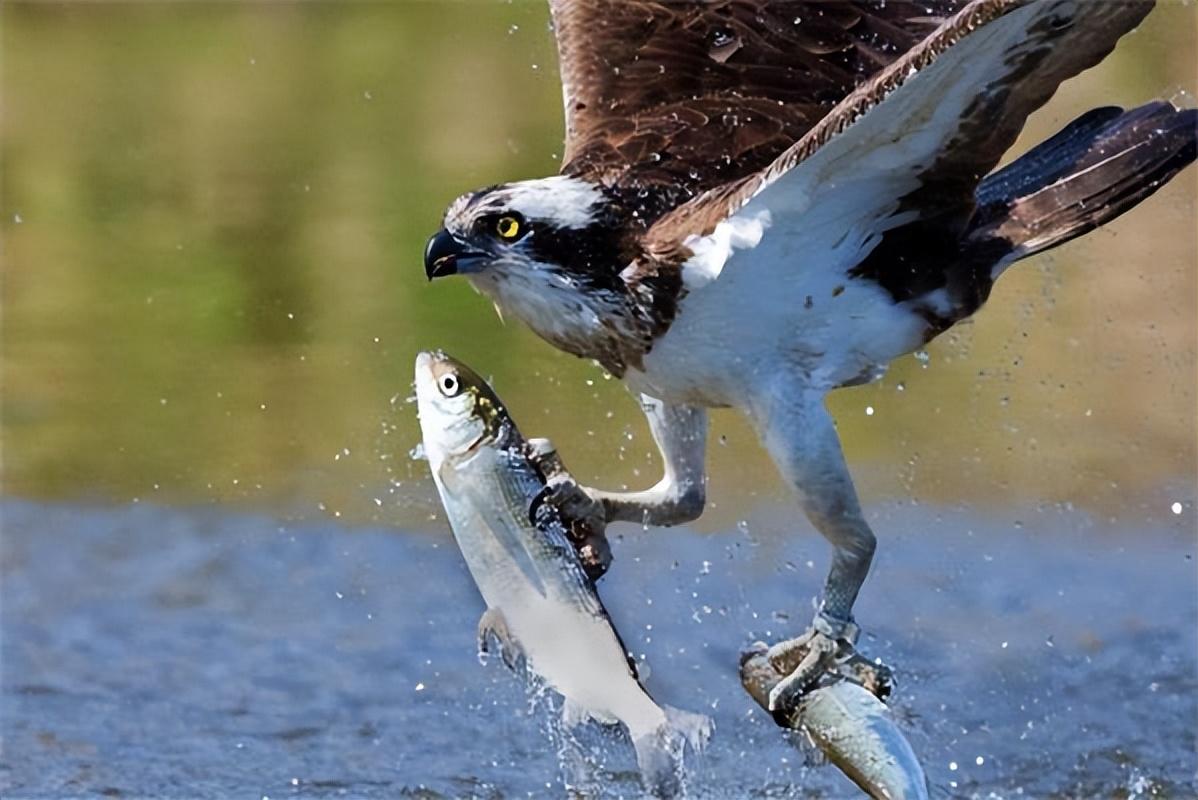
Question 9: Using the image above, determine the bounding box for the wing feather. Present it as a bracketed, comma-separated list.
[644, 0, 1155, 257]
[548, 0, 967, 198]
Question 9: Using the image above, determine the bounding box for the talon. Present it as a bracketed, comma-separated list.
[545, 477, 603, 523]
[524, 439, 613, 581]
[838, 651, 894, 701]
[543, 475, 611, 580]
[767, 631, 837, 713]
[760, 623, 895, 726]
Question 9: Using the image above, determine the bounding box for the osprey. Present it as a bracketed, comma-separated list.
[424, 0, 1196, 714]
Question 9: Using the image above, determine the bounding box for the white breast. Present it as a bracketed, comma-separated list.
[630, 203, 930, 406]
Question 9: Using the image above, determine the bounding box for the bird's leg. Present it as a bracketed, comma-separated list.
[594, 396, 708, 525]
[749, 386, 893, 719]
[531, 396, 708, 529]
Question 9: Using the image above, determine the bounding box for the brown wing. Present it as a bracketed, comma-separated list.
[549, 0, 968, 198]
[643, 0, 1158, 255]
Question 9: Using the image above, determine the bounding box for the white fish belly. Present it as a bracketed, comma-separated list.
[436, 478, 666, 737]
[509, 594, 665, 733]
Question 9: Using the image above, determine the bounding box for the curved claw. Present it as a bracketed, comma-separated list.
[839, 651, 895, 701]
[764, 626, 894, 724]
[767, 631, 838, 718]
[544, 477, 605, 528]
[526, 438, 611, 581]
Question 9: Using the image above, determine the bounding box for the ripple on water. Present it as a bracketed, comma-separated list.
[1, 500, 1195, 798]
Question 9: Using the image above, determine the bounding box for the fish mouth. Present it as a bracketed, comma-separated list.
[413, 350, 446, 404]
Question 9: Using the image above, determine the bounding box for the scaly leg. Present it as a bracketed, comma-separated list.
[748, 385, 892, 716]
[533, 396, 708, 529]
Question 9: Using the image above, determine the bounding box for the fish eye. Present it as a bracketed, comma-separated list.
[438, 373, 461, 396]
[494, 214, 525, 241]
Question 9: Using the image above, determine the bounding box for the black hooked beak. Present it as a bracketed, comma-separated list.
[424, 229, 484, 280]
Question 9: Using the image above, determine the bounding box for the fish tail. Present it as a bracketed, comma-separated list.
[662, 704, 713, 754]
[629, 707, 713, 799]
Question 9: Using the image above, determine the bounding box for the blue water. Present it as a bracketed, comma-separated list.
[2, 500, 1195, 798]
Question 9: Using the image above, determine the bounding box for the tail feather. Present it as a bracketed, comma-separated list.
[968, 101, 1197, 273]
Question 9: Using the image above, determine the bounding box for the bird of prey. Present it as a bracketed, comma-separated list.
[423, 0, 1196, 714]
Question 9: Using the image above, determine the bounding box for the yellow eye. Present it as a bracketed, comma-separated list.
[495, 216, 521, 239]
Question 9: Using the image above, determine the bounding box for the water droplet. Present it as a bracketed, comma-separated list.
[709, 27, 736, 47]
[707, 27, 742, 62]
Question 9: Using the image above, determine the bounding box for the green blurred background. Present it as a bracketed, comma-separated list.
[2, 1, 1195, 533]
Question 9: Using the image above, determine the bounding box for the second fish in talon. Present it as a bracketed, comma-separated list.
[741, 642, 926, 800]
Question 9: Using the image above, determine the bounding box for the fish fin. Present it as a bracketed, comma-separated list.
[662, 705, 713, 754]
[477, 607, 523, 672]
[630, 722, 686, 799]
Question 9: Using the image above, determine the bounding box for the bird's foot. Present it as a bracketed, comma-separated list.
[526, 438, 611, 581]
[765, 615, 893, 725]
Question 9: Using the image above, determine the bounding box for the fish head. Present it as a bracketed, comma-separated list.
[414, 350, 510, 469]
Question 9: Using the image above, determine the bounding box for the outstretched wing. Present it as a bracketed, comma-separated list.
[643, 0, 1156, 290]
[549, 0, 967, 199]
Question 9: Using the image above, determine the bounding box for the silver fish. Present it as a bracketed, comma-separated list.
[741, 643, 928, 800]
[415, 350, 711, 797]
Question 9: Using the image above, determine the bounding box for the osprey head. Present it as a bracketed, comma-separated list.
[423, 175, 674, 374]
[424, 176, 628, 283]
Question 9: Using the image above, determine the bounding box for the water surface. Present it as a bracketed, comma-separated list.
[2, 2, 1195, 528]
[3, 501, 1194, 798]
